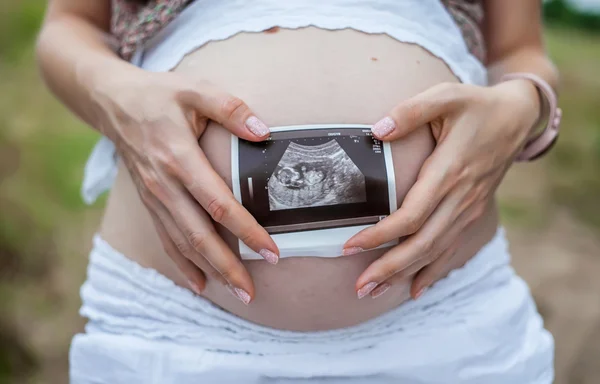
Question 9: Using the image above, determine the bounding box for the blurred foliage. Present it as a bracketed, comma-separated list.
[544, 0, 600, 32]
[0, 0, 599, 383]
[0, 1, 46, 64]
[544, 27, 600, 227]
[1, 1, 99, 383]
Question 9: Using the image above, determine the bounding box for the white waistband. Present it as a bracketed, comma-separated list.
[82, 228, 511, 353]
[72, 228, 554, 383]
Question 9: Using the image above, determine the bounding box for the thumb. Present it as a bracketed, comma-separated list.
[177, 81, 270, 142]
[371, 82, 466, 141]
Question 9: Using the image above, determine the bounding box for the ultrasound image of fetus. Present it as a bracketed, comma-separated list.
[268, 140, 366, 210]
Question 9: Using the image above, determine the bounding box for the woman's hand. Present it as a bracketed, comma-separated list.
[343, 80, 540, 300]
[94, 69, 280, 304]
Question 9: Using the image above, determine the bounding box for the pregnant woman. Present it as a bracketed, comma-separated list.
[37, 0, 560, 382]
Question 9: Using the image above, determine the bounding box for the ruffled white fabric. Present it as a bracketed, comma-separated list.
[70, 228, 554, 383]
[81, 0, 486, 205]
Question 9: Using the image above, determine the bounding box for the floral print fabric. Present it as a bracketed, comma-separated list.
[111, 0, 485, 62]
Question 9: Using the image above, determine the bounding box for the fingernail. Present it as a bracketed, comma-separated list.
[245, 116, 270, 137]
[357, 282, 378, 299]
[188, 280, 202, 295]
[414, 287, 427, 300]
[371, 283, 391, 299]
[259, 249, 279, 265]
[342, 247, 363, 256]
[372, 117, 396, 138]
[227, 284, 251, 305]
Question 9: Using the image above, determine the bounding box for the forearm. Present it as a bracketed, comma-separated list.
[482, 0, 560, 135]
[36, 12, 139, 135]
[486, 47, 559, 92]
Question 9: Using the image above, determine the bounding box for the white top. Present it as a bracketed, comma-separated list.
[82, 0, 487, 237]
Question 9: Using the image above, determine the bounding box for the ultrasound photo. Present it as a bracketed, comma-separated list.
[268, 140, 367, 211]
[232, 124, 397, 240]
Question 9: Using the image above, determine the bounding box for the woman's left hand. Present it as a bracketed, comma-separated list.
[343, 80, 541, 300]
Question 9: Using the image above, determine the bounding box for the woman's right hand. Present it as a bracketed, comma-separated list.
[93, 69, 280, 304]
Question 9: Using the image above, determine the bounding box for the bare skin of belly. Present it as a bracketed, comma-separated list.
[100, 28, 498, 331]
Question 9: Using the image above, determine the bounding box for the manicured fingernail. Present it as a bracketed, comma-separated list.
[259, 249, 279, 265]
[227, 284, 251, 305]
[371, 283, 391, 299]
[245, 116, 270, 137]
[342, 247, 363, 256]
[414, 287, 427, 300]
[357, 282, 378, 299]
[371, 117, 396, 138]
[188, 280, 202, 295]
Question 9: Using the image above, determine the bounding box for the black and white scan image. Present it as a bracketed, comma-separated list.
[232, 125, 397, 239]
[268, 140, 366, 211]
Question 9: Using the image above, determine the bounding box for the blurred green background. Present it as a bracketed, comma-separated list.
[1, 0, 599, 383]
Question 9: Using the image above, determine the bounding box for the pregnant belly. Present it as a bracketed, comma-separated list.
[100, 27, 498, 331]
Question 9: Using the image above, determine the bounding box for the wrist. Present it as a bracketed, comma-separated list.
[492, 78, 542, 139]
[503, 78, 541, 130]
[513, 79, 545, 139]
[78, 58, 145, 139]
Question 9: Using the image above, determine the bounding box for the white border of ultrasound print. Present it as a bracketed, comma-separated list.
[232, 124, 398, 259]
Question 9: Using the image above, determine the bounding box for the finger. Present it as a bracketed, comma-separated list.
[369, 282, 392, 299]
[355, 235, 431, 298]
[370, 269, 413, 299]
[151, 213, 208, 294]
[355, 188, 461, 296]
[344, 147, 456, 251]
[178, 81, 270, 141]
[142, 183, 256, 304]
[371, 82, 471, 140]
[152, 209, 224, 285]
[410, 239, 460, 300]
[358, 237, 446, 300]
[173, 148, 280, 263]
[159, 186, 257, 301]
[370, 237, 458, 300]
[410, 204, 487, 299]
[382, 256, 435, 286]
[367, 261, 429, 299]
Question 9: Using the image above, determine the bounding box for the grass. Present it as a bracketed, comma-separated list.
[544, 27, 600, 227]
[0, 3, 101, 382]
[0, 1, 599, 382]
[0, 1, 47, 64]
[497, 26, 600, 229]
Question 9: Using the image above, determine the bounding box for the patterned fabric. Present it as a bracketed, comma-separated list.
[111, 0, 486, 62]
[440, 0, 486, 62]
[111, 0, 191, 60]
